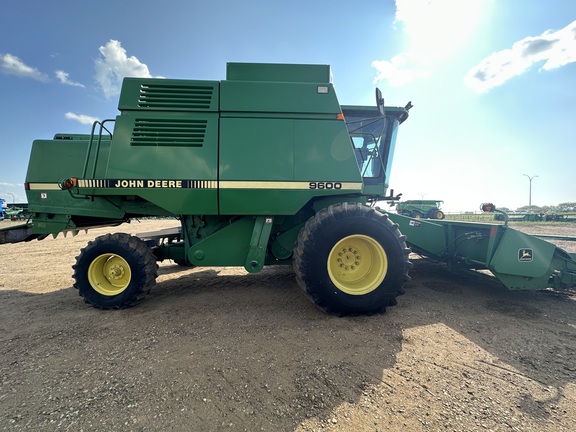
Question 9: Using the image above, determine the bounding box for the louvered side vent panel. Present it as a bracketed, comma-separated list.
[138, 84, 214, 111]
[131, 119, 207, 147]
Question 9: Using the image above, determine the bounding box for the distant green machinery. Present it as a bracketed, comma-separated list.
[395, 199, 445, 219]
[495, 212, 576, 222]
[3, 204, 29, 221]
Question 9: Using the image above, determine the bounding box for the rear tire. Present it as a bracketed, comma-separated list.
[293, 203, 411, 316]
[410, 210, 423, 218]
[73, 233, 158, 309]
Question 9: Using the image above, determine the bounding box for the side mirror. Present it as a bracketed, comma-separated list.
[375, 88, 385, 116]
[480, 203, 496, 212]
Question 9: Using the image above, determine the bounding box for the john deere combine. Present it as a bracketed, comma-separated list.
[0, 63, 412, 315]
[1, 63, 575, 314]
[395, 199, 445, 219]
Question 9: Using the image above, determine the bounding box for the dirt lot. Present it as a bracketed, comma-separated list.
[0, 219, 575, 431]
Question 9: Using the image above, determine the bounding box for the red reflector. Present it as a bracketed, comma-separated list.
[62, 178, 78, 189]
[336, 113, 345, 121]
[490, 226, 496, 238]
[24, 182, 30, 191]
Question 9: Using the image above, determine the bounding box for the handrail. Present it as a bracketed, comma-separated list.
[81, 119, 115, 178]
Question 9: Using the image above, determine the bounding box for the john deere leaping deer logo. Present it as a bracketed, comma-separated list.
[518, 248, 533, 262]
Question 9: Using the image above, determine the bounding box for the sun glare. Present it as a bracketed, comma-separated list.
[396, 0, 490, 63]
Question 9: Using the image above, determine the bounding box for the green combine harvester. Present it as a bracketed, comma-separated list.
[395, 199, 445, 219]
[1, 63, 575, 315]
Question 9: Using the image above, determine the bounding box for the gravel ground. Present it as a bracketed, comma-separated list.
[0, 219, 574, 431]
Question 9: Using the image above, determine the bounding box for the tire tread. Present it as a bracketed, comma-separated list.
[72, 233, 158, 309]
[293, 203, 411, 316]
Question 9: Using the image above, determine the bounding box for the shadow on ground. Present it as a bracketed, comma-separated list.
[0, 259, 574, 431]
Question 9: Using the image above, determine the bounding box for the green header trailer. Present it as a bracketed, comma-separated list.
[2, 63, 575, 315]
[388, 204, 576, 291]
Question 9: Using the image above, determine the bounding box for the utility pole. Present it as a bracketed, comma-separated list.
[523, 174, 538, 212]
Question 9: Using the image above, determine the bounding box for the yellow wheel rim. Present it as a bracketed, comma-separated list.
[327, 235, 388, 295]
[437, 211, 444, 219]
[88, 253, 132, 296]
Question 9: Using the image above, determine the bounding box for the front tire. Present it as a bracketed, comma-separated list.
[293, 203, 411, 315]
[428, 209, 445, 219]
[73, 233, 158, 309]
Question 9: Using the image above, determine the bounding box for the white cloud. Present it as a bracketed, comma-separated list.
[465, 20, 576, 93]
[0, 55, 87, 89]
[373, 0, 489, 86]
[55, 70, 85, 87]
[94, 40, 153, 98]
[0, 53, 49, 81]
[372, 55, 430, 87]
[65, 112, 99, 125]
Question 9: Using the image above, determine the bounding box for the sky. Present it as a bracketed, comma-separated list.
[0, 0, 575, 212]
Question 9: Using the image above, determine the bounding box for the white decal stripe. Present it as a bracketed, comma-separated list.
[29, 180, 358, 191]
[28, 183, 61, 190]
[220, 181, 362, 190]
